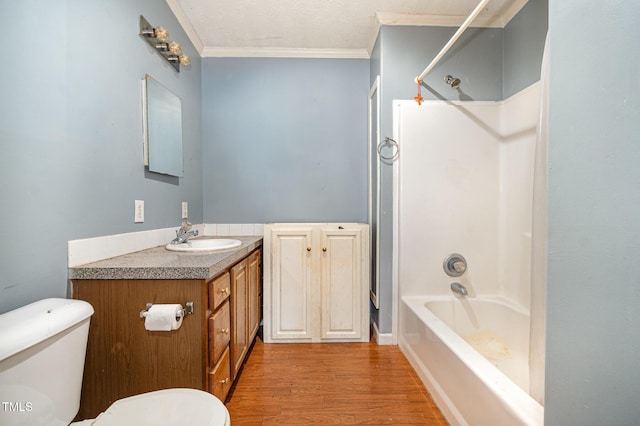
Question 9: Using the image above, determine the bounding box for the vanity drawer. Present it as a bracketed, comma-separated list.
[209, 346, 231, 402]
[209, 300, 231, 364]
[209, 272, 230, 309]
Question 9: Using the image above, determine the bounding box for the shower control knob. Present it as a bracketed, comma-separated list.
[443, 253, 467, 277]
[453, 261, 466, 273]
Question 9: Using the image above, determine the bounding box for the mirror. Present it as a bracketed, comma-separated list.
[143, 74, 183, 177]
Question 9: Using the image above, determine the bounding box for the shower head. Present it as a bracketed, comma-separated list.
[445, 75, 461, 89]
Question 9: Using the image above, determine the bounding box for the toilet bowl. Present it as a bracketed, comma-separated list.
[0, 298, 230, 426]
[71, 388, 230, 426]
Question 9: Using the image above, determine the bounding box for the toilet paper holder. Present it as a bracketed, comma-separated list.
[139, 302, 194, 319]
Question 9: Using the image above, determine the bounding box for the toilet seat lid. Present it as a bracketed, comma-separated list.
[93, 388, 229, 426]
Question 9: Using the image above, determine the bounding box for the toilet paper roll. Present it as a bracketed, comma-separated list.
[144, 304, 183, 331]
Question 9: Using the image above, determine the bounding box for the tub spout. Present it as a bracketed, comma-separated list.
[450, 282, 468, 296]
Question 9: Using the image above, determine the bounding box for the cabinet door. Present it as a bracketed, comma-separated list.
[248, 249, 261, 341]
[268, 227, 314, 341]
[320, 228, 363, 340]
[230, 259, 248, 380]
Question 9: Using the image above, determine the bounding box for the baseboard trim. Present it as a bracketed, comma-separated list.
[371, 320, 394, 345]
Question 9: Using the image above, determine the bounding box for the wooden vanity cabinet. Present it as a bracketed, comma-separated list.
[72, 247, 262, 420]
[72, 278, 209, 420]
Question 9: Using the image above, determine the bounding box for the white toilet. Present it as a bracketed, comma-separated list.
[0, 298, 230, 426]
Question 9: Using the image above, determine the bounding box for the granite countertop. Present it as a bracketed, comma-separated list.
[68, 236, 263, 280]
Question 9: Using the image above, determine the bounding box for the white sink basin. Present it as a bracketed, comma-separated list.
[166, 238, 242, 252]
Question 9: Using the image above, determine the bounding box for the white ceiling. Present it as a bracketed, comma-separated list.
[167, 0, 528, 58]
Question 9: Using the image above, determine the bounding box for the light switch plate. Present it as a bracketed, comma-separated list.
[135, 200, 144, 223]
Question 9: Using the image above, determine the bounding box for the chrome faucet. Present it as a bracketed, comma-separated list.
[171, 220, 199, 244]
[450, 282, 468, 296]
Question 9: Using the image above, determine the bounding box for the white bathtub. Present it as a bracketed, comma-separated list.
[399, 295, 543, 426]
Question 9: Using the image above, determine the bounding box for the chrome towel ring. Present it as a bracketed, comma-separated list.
[377, 137, 399, 162]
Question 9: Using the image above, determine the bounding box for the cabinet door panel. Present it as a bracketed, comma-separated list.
[321, 229, 362, 340]
[270, 229, 314, 341]
[248, 250, 261, 341]
[230, 260, 248, 380]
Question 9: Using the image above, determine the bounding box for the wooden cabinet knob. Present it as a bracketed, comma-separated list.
[322, 247, 327, 252]
[219, 287, 229, 294]
[219, 378, 230, 385]
[220, 328, 230, 334]
[306, 247, 311, 252]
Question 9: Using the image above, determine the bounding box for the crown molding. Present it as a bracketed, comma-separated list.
[375, 12, 506, 29]
[499, 0, 530, 26]
[201, 47, 370, 59]
[165, 0, 204, 55]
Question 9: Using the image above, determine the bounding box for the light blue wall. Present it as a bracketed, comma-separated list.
[0, 0, 202, 314]
[381, 26, 504, 105]
[504, 0, 549, 98]
[545, 1, 640, 423]
[201, 58, 369, 223]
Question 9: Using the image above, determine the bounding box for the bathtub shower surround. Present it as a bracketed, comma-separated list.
[395, 82, 543, 425]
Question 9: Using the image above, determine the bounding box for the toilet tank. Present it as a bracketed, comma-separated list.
[0, 298, 94, 426]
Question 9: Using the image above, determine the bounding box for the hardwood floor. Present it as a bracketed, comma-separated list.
[225, 337, 449, 425]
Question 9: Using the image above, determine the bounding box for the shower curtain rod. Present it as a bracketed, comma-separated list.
[414, 0, 491, 84]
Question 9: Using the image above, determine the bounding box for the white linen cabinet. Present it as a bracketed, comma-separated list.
[263, 223, 370, 343]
